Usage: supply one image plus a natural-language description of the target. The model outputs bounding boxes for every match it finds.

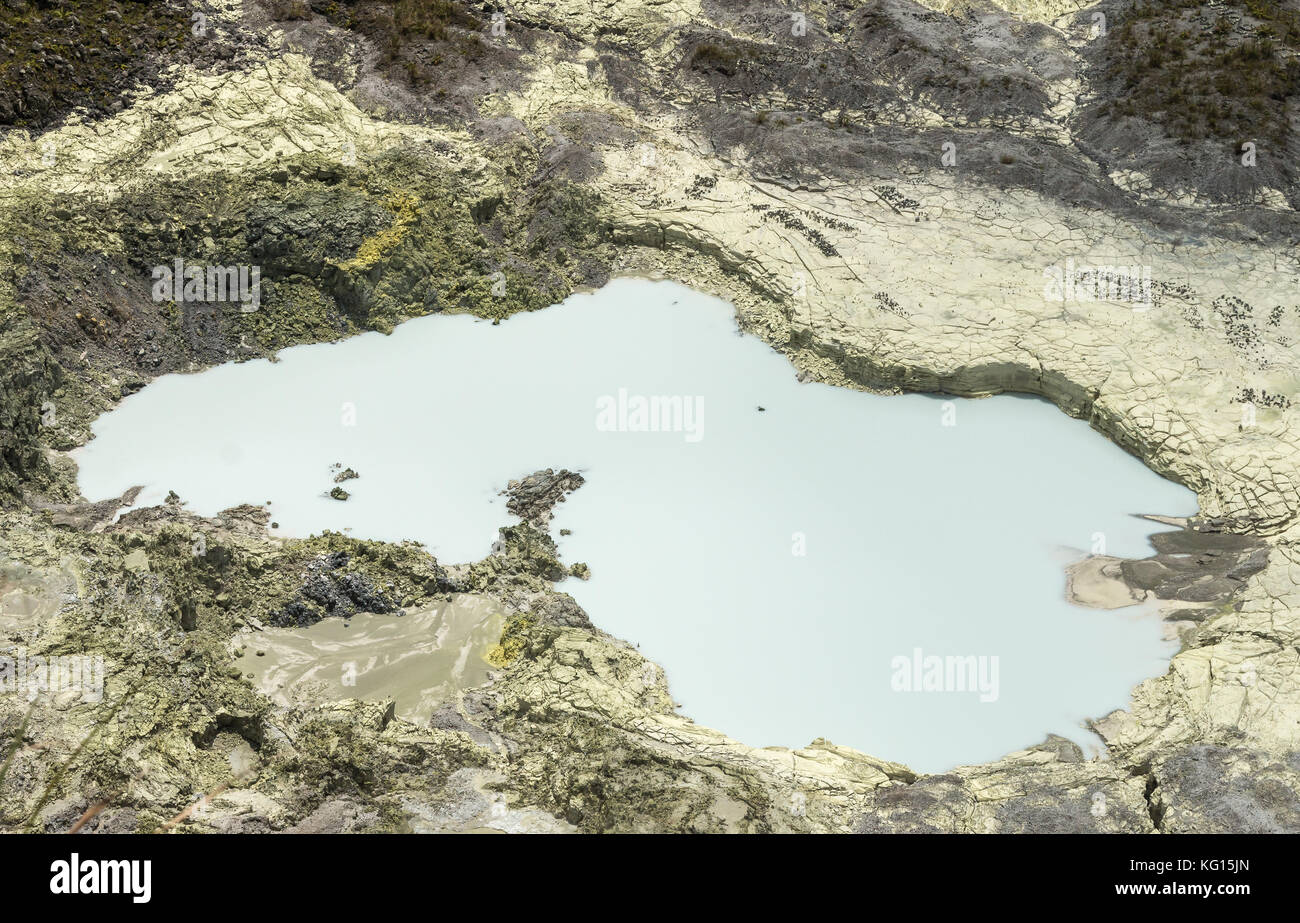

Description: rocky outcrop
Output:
[0,322,62,504]
[501,468,585,528]
[268,551,403,627]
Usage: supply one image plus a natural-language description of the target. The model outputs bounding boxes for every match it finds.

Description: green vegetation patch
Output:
[1099,0,1300,148]
[0,0,191,129]
[295,0,488,87]
[690,41,750,77]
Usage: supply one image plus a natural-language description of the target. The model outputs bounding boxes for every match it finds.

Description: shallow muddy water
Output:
[234,595,504,722]
[77,278,1197,771]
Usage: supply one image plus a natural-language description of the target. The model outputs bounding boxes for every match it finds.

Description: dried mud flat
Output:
[0,0,1298,833]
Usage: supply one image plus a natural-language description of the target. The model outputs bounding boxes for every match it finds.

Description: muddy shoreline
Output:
[1067,522,1270,640]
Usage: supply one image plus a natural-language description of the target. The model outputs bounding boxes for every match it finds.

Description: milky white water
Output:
[75,278,1197,772]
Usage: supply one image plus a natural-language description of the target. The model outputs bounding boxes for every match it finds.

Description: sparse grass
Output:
[1099,0,1300,148]
[0,703,35,799]
[690,41,746,77]
[0,0,190,128]
[268,0,313,21]
[317,0,486,86]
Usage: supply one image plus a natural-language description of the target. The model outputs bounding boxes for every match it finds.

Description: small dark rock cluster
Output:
[328,463,359,499]
[501,468,585,528]
[1213,295,1262,362]
[749,204,839,258]
[268,551,402,627]
[871,185,921,215]
[685,174,717,198]
[1236,387,1291,410]
[872,291,908,318]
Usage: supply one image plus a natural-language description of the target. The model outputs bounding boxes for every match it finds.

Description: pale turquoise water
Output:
[75,278,1197,771]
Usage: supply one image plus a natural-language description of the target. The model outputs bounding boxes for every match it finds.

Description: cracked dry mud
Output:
[0,0,1298,833]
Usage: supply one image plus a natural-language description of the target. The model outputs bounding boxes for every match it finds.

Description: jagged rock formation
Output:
[0,0,1298,832]
[501,468,585,527]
